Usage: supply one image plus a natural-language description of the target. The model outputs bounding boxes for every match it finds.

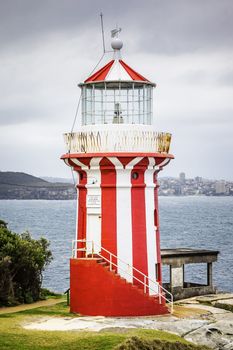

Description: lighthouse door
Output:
[86,214,101,255]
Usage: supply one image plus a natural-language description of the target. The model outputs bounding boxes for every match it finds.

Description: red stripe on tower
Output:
[131,157,149,288]
[100,157,117,264]
[154,170,162,283]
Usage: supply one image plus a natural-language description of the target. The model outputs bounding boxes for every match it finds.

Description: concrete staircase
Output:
[70,257,168,316]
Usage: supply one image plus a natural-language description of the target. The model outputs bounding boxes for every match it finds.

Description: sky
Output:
[0,0,232,180]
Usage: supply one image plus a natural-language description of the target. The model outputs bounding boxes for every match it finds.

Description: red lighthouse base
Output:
[70,258,168,316]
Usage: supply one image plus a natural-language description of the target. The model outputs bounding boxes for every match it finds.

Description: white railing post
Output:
[158,284,161,304]
[91,241,94,258]
[144,276,146,293]
[110,254,112,271]
[72,240,74,258]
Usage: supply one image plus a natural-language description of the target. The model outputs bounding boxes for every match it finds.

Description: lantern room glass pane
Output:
[81,82,153,125]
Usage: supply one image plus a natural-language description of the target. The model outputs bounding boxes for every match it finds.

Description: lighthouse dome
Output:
[78,30,155,126]
[79,57,155,126]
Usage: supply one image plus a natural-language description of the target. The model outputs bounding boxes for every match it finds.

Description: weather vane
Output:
[111,27,122,38]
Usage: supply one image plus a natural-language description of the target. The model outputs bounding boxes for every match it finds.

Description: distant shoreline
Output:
[1,195,232,200]
[1,171,232,199]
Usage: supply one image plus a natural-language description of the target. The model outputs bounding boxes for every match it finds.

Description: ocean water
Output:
[0,197,232,293]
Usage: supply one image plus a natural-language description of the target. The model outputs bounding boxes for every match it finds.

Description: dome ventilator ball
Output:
[111,37,123,50]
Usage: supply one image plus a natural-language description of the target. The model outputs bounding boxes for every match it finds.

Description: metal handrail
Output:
[72,239,173,313]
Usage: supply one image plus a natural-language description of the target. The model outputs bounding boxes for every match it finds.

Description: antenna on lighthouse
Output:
[100,12,106,54]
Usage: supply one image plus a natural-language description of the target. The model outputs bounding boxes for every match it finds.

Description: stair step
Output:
[94,258,165,304]
[119,279,127,284]
[98,261,108,266]
[87,253,101,258]
[131,286,144,294]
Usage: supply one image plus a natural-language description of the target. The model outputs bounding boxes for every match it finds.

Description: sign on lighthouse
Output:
[61,28,174,316]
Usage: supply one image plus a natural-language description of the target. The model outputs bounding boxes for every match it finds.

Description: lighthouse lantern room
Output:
[61,30,174,316]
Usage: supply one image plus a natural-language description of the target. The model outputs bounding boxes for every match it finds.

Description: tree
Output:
[0,220,52,306]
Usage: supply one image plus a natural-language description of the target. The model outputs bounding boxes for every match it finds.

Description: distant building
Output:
[215,180,226,194]
[195,176,202,184]
[179,172,186,184]
[158,175,232,196]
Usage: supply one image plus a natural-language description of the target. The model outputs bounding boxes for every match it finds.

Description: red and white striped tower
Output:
[61,31,174,316]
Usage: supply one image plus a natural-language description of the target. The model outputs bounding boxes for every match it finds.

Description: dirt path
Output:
[0,298,65,315]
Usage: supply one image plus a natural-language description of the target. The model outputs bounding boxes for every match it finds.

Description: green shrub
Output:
[0,220,52,306]
[39,288,61,300]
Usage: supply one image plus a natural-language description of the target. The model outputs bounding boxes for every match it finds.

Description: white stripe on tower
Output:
[107,157,131,281]
[86,157,102,253]
[117,167,133,282]
[108,157,143,282]
[74,173,80,258]
[125,157,143,169]
[70,158,89,170]
[88,157,102,184]
[144,157,158,295]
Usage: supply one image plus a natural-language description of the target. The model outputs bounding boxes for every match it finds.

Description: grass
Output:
[0,302,210,350]
[16,301,73,317]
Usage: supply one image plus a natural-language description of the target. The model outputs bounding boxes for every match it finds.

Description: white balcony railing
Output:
[64,128,172,154]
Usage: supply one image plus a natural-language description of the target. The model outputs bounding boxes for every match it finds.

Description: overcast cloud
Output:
[0,0,233,180]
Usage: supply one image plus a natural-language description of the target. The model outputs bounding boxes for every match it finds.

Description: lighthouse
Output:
[61,30,174,316]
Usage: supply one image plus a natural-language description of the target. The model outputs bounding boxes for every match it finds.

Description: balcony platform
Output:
[63,124,172,155]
